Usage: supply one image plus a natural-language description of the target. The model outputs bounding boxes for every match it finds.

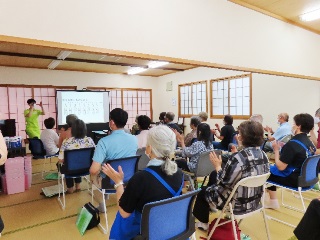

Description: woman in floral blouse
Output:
[175,123,214,173]
[58,119,95,194]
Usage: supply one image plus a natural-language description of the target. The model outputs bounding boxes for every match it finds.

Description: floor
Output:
[0,156,318,240]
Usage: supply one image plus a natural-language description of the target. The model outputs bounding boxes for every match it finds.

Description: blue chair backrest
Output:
[28,138,46,158]
[299,154,320,188]
[101,155,141,189]
[63,147,95,175]
[139,190,200,240]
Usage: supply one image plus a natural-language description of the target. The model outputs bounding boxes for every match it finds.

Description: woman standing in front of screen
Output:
[24,99,45,139]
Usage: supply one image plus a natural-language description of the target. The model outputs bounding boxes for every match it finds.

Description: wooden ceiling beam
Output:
[0,51,184,71]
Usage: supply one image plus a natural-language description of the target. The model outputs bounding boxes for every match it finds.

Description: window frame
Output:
[0,84,77,137]
[210,74,252,120]
[178,80,208,118]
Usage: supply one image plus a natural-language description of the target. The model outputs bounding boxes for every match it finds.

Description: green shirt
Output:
[24,109,43,138]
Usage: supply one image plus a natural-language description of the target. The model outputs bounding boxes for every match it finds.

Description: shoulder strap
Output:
[144,168,183,197]
[290,139,314,157]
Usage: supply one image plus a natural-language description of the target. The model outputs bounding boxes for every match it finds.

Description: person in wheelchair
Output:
[192,121,269,231]
[265,113,316,209]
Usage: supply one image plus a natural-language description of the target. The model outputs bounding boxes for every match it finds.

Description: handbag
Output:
[203,218,241,240]
[83,202,100,230]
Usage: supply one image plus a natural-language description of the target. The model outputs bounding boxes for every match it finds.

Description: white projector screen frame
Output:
[56,90,110,125]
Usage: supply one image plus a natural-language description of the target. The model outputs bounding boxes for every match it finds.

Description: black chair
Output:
[134,190,200,240]
[57,147,95,210]
[28,138,58,179]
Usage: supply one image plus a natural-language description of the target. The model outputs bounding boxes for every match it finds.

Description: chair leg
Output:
[207,205,227,239]
[261,208,271,240]
[228,203,239,240]
[98,190,108,234]
[57,174,66,210]
[42,157,47,179]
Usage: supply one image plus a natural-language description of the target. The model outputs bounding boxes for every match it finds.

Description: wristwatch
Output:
[114,181,124,189]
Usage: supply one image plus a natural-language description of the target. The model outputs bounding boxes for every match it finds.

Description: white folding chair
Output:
[208,173,271,240]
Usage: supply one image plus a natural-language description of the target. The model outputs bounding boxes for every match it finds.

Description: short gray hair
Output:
[315,108,320,116]
[250,114,263,124]
[165,112,175,122]
[147,125,177,175]
[198,112,208,121]
[66,114,78,127]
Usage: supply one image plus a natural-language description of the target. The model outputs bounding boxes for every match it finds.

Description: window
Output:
[178,81,207,117]
[87,87,152,130]
[210,74,252,118]
[0,84,76,138]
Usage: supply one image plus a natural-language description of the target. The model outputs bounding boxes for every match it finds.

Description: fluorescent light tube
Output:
[127,67,147,75]
[300,9,320,22]
[148,61,169,69]
[57,51,72,60]
[48,60,61,70]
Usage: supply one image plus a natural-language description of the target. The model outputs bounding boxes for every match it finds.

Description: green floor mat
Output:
[44,172,59,180]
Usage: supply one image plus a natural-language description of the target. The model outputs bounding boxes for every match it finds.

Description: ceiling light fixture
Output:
[148,61,169,69]
[300,9,320,22]
[56,51,72,60]
[127,67,147,75]
[47,60,62,70]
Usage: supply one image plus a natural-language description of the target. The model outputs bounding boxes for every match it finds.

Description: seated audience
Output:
[265,113,316,209]
[89,108,138,212]
[250,114,264,124]
[165,112,182,133]
[198,111,215,141]
[211,115,236,150]
[58,114,78,148]
[198,112,209,123]
[102,125,183,239]
[157,112,166,125]
[294,198,320,240]
[193,121,269,230]
[131,115,140,135]
[58,119,95,194]
[264,112,291,151]
[40,117,59,155]
[136,115,151,148]
[184,116,201,147]
[175,123,213,172]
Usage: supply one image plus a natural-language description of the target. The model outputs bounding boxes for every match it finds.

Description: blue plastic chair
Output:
[28,138,58,179]
[91,155,141,234]
[266,154,320,227]
[57,147,95,210]
[133,190,200,240]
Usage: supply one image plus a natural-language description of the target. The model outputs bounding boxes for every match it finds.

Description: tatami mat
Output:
[0,155,318,239]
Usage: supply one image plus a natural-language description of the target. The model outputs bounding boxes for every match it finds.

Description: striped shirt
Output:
[205,147,270,214]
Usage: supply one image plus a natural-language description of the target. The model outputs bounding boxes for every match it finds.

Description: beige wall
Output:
[154,67,320,133]
[1,0,320,77]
